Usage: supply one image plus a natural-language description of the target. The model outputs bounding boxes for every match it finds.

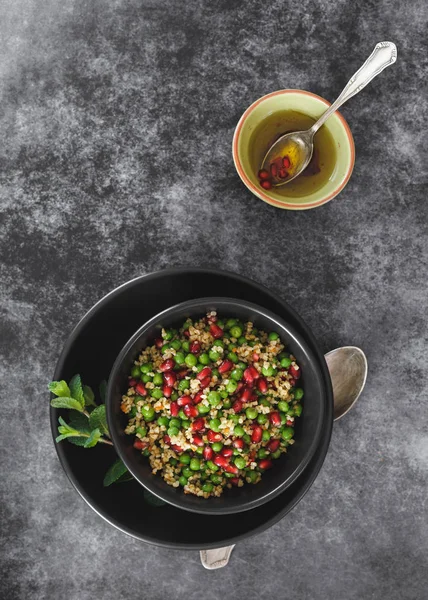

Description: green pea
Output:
[142,405,155,421]
[215,339,225,348]
[169,418,181,429]
[199,353,210,365]
[170,391,179,401]
[140,363,153,374]
[227,352,239,363]
[225,472,236,478]
[237,362,247,370]
[268,332,280,341]
[162,329,173,341]
[223,398,232,408]
[151,388,163,399]
[294,388,304,400]
[211,442,223,453]
[206,460,218,472]
[216,320,225,328]
[161,343,170,353]
[278,401,290,413]
[207,391,221,407]
[196,447,204,455]
[180,453,191,464]
[262,365,276,377]
[231,368,243,381]
[169,457,178,465]
[245,407,258,420]
[280,412,287,425]
[220,390,229,399]
[141,374,152,383]
[258,448,268,459]
[271,449,281,459]
[234,425,245,437]
[209,418,221,432]
[211,474,222,484]
[178,379,190,391]
[234,456,246,470]
[182,467,192,478]
[238,336,247,345]
[243,434,251,444]
[131,366,141,378]
[142,448,150,457]
[197,403,210,415]
[226,380,238,394]
[262,430,270,442]
[168,426,179,437]
[212,368,219,377]
[152,373,163,386]
[170,339,182,350]
[230,326,243,338]
[136,426,147,437]
[177,409,187,420]
[134,395,145,403]
[130,406,138,417]
[179,475,187,486]
[209,349,221,361]
[259,397,271,407]
[185,353,197,367]
[196,364,205,373]
[257,414,268,425]
[202,483,214,493]
[174,352,185,365]
[181,340,190,352]
[247,470,259,483]
[181,420,191,429]
[281,427,294,441]
[225,319,237,330]
[294,404,302,417]
[190,458,200,471]
[280,357,292,368]
[229,414,240,424]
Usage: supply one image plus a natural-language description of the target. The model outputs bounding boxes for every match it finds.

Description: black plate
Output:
[108,298,327,514]
[50,268,333,549]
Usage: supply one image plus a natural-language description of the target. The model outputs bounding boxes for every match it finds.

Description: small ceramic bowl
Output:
[232,89,355,210]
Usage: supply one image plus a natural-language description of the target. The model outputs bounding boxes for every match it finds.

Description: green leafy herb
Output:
[69,374,85,407]
[83,385,97,407]
[103,458,129,487]
[50,397,85,412]
[84,428,102,448]
[88,405,109,437]
[144,490,166,507]
[49,380,71,398]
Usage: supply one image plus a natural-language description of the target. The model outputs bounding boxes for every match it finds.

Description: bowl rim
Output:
[106,296,326,515]
[232,88,355,210]
[50,267,334,549]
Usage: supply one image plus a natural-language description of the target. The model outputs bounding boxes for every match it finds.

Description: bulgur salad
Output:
[121,312,304,498]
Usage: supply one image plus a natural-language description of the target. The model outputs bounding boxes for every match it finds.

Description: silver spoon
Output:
[260,41,397,186]
[200,345,368,569]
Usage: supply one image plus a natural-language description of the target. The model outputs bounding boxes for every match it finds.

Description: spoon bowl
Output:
[325,346,368,421]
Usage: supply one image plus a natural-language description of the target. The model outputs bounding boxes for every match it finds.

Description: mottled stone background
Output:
[1,0,427,598]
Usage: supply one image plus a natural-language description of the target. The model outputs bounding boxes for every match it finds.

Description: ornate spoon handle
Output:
[200,546,235,569]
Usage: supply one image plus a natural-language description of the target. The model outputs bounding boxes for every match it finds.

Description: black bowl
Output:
[50,268,333,548]
[107,298,326,515]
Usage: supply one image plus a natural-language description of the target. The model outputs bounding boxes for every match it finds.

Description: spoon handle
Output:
[310,41,397,135]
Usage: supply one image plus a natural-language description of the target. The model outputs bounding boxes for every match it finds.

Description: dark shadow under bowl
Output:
[107,297,326,515]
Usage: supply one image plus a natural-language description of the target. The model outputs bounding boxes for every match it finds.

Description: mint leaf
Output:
[48,380,71,397]
[84,428,101,448]
[68,412,91,433]
[99,380,107,403]
[83,385,96,407]
[144,490,166,507]
[50,397,84,412]
[89,405,109,437]
[69,375,85,407]
[116,472,134,484]
[67,436,89,447]
[103,458,129,487]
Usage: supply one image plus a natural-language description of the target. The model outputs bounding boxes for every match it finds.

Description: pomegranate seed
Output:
[286,419,294,427]
[163,435,171,445]
[250,393,258,402]
[221,447,233,458]
[252,352,260,362]
[207,314,217,323]
[270,411,281,427]
[233,438,244,450]
[203,446,214,460]
[184,404,198,418]
[177,395,192,407]
[258,169,270,180]
[190,340,201,354]
[230,477,240,486]
[218,359,233,374]
[225,463,239,475]
[133,439,148,450]
[155,338,163,348]
[267,439,280,452]
[259,459,273,470]
[197,367,212,381]
[249,366,259,379]
[232,399,243,413]
[207,430,223,443]
[289,378,296,386]
[240,387,252,403]
[270,163,278,178]
[257,378,268,393]
[210,324,224,339]
[214,455,229,469]
[249,450,256,461]
[261,180,272,190]
[278,168,288,179]
[135,382,147,396]
[183,330,190,338]
[171,444,183,453]
[199,376,211,389]
[160,359,175,372]
[176,369,188,380]
[163,385,173,398]
[289,365,301,379]
[128,378,137,387]
[236,381,244,392]
[192,435,204,447]
[251,426,263,443]
[193,391,204,404]
[164,371,177,386]
[283,156,291,168]
[192,417,205,432]
[170,402,179,417]
[243,368,254,384]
